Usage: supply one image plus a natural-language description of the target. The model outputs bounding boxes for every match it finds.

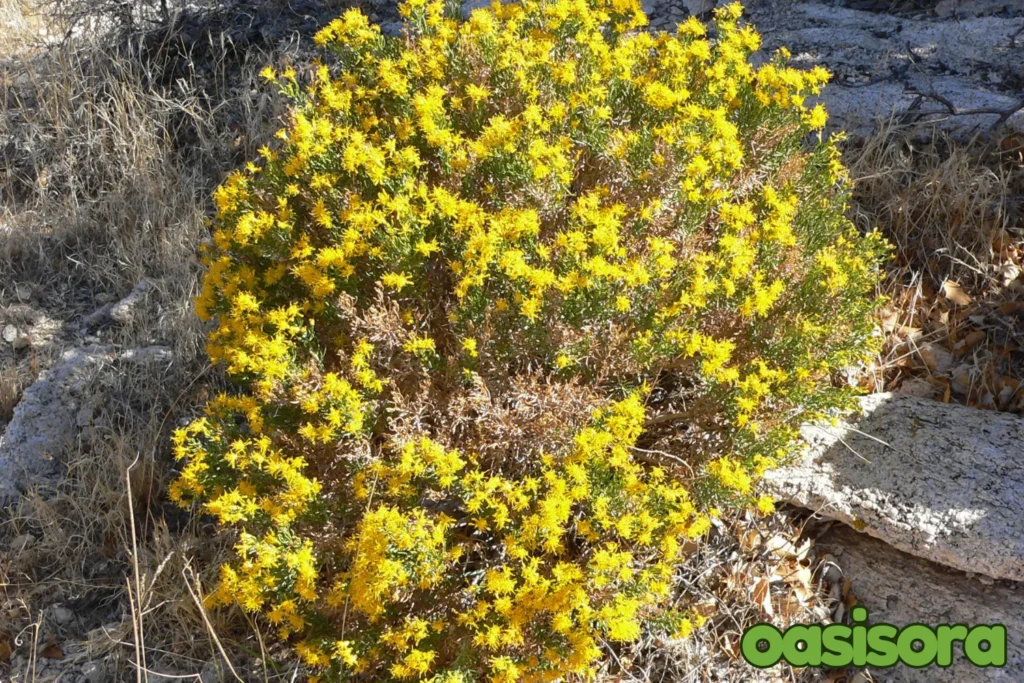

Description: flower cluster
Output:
[171,0,885,680]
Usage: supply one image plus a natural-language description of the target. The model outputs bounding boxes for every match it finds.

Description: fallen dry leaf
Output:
[0,634,11,664]
[942,280,973,306]
[764,534,811,561]
[678,539,699,558]
[784,564,814,591]
[951,368,975,396]
[917,345,937,371]
[998,301,1024,316]
[40,635,63,660]
[723,634,743,660]
[927,376,951,403]
[841,577,858,609]
[739,528,762,553]
[960,329,987,351]
[877,306,900,332]
[692,599,717,619]
[993,228,1014,253]
[751,576,774,617]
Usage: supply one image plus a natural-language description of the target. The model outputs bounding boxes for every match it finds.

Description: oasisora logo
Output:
[741,607,1006,669]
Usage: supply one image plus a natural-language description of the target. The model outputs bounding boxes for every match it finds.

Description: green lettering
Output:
[964,626,1006,667]
[935,624,968,667]
[820,624,853,668]
[782,625,821,667]
[865,623,899,668]
[897,625,938,667]
[852,622,868,666]
[741,624,784,668]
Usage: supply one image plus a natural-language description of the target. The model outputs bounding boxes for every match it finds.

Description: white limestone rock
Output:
[763,393,1024,582]
[821,526,1023,682]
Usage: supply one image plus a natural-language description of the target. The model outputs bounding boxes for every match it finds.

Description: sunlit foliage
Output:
[171,0,886,679]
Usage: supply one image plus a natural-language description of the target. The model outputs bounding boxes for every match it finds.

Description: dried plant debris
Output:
[602,508,833,683]
[847,128,1024,412]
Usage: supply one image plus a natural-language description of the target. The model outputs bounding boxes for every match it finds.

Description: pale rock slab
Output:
[763,393,1024,581]
[0,344,174,505]
[737,0,1024,138]
[821,526,1023,682]
[109,279,154,324]
[0,346,113,504]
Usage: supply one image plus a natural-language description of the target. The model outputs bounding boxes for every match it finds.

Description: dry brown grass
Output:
[846,124,1024,411]
[0,1,303,679]
[11,1,1016,680]
[0,0,51,57]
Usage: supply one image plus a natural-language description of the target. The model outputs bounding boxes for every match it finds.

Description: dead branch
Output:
[901,90,1024,131]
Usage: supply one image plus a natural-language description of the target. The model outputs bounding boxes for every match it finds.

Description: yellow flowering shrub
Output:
[171,0,886,680]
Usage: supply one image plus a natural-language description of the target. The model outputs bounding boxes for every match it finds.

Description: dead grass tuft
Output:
[604,507,833,683]
[846,124,1024,412]
[0,1,299,678]
[7,3,995,682]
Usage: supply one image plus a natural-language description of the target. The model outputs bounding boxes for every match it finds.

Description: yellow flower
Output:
[755,494,775,516]
[804,103,828,129]
[707,457,752,494]
[381,272,414,291]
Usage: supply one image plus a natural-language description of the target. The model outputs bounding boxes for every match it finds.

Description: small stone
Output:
[81,303,114,331]
[818,553,843,584]
[52,604,74,625]
[75,396,103,428]
[109,279,154,325]
[2,324,17,343]
[15,282,32,301]
[934,0,957,17]
[200,659,226,683]
[81,660,108,683]
[10,533,36,552]
[917,342,953,374]
[118,346,173,365]
[461,0,491,15]
[897,377,938,399]
[681,0,715,14]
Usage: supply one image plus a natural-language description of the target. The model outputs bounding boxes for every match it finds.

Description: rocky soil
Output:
[152,0,1024,138]
[706,0,1024,137]
[765,394,1024,680]
[3,0,1024,681]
